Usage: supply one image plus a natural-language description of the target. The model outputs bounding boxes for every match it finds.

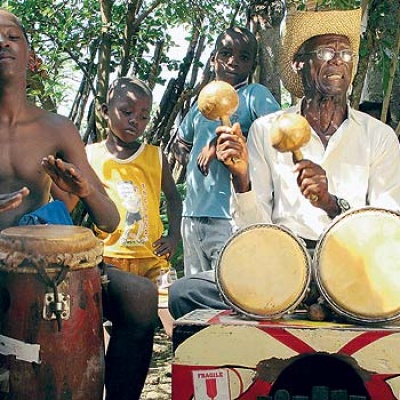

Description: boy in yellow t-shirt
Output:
[87,77,182,335]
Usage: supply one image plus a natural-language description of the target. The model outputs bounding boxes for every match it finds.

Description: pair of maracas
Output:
[198,80,317,201]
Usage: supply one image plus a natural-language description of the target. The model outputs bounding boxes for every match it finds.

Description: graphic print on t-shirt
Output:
[117,181,148,246]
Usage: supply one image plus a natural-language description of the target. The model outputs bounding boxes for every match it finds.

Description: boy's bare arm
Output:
[197,137,217,176]
[172,137,192,167]
[154,154,182,258]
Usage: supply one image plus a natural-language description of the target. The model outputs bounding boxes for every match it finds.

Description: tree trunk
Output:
[147,21,204,146]
[95,0,113,141]
[148,39,165,90]
[359,0,399,127]
[381,7,400,125]
[250,0,284,105]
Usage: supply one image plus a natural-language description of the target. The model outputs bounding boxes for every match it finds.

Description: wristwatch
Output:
[336,197,351,215]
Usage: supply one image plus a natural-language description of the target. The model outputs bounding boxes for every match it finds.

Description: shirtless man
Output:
[0,9,158,400]
[0,9,117,230]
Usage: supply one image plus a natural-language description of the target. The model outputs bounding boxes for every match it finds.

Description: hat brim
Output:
[279,8,362,98]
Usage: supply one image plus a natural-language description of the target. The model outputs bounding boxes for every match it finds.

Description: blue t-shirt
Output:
[179,83,280,218]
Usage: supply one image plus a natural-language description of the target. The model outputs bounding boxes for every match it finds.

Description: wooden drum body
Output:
[216,224,311,320]
[0,225,104,400]
[314,207,400,324]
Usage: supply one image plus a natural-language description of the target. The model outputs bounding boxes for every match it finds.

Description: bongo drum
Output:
[314,207,400,324]
[216,224,311,320]
[0,225,104,400]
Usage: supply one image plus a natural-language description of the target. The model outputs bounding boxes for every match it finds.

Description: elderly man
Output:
[169,8,400,319]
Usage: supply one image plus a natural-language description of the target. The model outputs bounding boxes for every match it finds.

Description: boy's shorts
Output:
[103,256,173,307]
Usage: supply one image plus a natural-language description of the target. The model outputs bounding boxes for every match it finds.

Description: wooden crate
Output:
[172,310,400,400]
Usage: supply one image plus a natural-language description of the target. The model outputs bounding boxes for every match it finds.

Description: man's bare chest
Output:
[0,135,54,183]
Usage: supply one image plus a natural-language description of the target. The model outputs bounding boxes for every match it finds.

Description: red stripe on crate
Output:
[207,310,232,324]
[263,327,316,353]
[338,331,395,355]
[365,373,399,400]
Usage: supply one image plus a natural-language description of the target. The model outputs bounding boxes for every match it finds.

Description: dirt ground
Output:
[141,327,173,399]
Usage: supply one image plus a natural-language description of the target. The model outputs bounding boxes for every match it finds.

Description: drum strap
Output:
[34,257,69,332]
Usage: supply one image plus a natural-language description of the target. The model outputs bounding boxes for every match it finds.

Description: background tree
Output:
[7,0,399,140]
[350,0,400,133]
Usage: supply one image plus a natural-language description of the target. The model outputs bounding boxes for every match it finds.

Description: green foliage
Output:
[3,0,393,113]
[367,1,400,98]
[3,0,398,127]
[4,0,243,113]
[6,0,101,109]
[313,0,361,9]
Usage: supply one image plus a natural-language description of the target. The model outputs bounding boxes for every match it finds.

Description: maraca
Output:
[198,80,239,127]
[270,113,311,162]
[270,113,318,201]
[198,80,240,163]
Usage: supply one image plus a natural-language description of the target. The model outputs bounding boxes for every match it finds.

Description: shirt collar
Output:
[233,79,248,90]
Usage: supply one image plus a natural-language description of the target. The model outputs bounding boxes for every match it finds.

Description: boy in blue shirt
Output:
[173,26,280,277]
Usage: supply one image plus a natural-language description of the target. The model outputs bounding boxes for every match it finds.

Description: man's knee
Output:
[127,275,158,330]
[168,277,189,319]
[168,273,214,319]
[169,272,229,319]
[104,266,158,330]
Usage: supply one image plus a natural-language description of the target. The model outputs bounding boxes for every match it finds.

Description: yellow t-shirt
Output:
[86,142,165,262]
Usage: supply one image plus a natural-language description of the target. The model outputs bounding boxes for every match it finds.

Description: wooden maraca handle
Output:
[292,149,303,163]
[220,114,239,163]
[220,115,232,128]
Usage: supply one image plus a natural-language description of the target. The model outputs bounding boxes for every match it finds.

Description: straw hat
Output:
[279,8,362,98]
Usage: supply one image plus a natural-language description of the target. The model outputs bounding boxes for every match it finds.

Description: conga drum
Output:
[216,224,311,320]
[313,207,400,324]
[0,225,105,400]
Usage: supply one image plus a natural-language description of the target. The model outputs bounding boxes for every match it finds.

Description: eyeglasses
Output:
[304,47,355,63]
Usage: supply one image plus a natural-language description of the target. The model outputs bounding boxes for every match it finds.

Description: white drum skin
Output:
[216,223,311,320]
[314,207,400,324]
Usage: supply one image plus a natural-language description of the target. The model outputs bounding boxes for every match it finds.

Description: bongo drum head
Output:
[216,224,311,319]
[0,225,103,271]
[314,208,400,324]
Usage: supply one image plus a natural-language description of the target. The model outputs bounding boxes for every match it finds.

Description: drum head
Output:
[216,224,311,320]
[0,225,103,272]
[314,207,400,324]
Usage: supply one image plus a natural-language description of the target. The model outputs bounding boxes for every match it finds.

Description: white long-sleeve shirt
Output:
[232,102,400,241]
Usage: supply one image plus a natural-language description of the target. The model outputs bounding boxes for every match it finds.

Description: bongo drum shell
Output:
[0,225,105,400]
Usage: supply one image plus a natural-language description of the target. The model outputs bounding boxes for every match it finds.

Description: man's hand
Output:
[0,187,30,213]
[294,159,338,215]
[41,155,91,199]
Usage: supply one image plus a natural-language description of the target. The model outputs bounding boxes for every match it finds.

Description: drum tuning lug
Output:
[43,292,71,322]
